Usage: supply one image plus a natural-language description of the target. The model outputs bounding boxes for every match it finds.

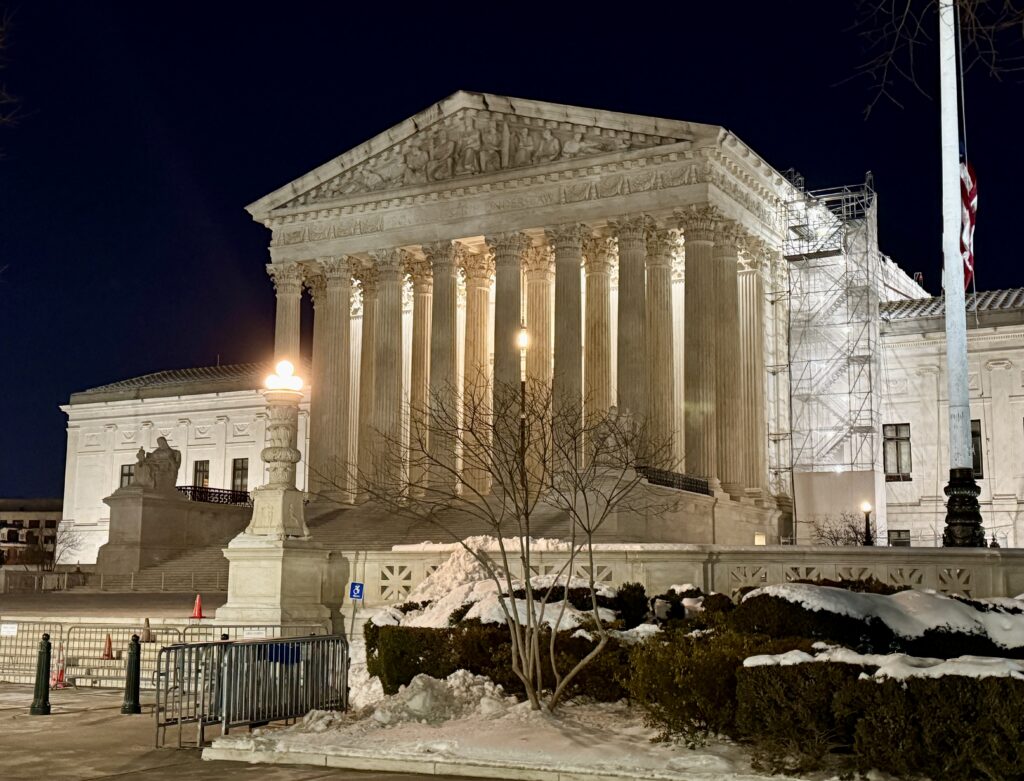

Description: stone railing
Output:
[340,545,1024,606]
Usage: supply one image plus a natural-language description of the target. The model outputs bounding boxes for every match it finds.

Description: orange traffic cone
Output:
[191,593,206,620]
[50,642,67,689]
[140,617,154,643]
[101,633,113,660]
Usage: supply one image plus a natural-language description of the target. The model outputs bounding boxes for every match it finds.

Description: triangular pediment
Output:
[248,91,719,218]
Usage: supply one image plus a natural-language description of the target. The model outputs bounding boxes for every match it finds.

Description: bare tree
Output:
[18,523,85,571]
[811,511,878,546]
[318,376,677,712]
[849,0,1024,116]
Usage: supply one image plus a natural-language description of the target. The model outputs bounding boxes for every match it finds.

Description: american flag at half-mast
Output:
[960,159,977,290]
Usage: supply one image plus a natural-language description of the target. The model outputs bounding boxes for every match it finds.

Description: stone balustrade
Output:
[341,545,1024,605]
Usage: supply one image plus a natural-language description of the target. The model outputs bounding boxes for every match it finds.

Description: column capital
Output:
[609,215,647,244]
[645,227,679,268]
[369,247,404,278]
[713,219,743,255]
[485,232,531,260]
[523,244,555,277]
[316,255,355,285]
[266,262,304,295]
[461,249,496,281]
[583,236,616,275]
[421,240,458,272]
[303,266,326,308]
[675,205,721,242]
[545,222,589,252]
[353,264,378,292]
[404,253,434,288]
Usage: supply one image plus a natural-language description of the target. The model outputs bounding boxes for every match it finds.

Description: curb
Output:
[202,744,701,781]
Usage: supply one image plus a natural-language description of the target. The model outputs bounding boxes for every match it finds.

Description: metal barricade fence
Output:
[65,624,184,688]
[0,620,64,684]
[155,634,347,748]
[181,624,325,644]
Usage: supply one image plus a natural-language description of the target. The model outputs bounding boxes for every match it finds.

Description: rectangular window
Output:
[888,529,912,547]
[883,423,912,481]
[972,419,984,479]
[193,460,210,488]
[119,463,135,488]
[231,458,249,493]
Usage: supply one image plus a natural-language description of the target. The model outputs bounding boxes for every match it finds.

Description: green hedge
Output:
[626,630,815,743]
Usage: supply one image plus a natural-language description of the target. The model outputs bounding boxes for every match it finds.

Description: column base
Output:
[942,467,986,547]
[215,533,331,628]
[722,482,745,501]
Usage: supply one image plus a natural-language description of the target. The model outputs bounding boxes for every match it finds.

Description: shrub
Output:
[736,662,870,773]
[837,676,1024,781]
[791,576,907,596]
[627,630,814,743]
[616,582,649,629]
[371,625,458,694]
[729,593,895,652]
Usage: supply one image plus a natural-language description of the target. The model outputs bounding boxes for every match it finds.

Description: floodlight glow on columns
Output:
[265,359,303,391]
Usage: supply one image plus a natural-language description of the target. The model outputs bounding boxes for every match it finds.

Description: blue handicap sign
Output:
[349,581,364,600]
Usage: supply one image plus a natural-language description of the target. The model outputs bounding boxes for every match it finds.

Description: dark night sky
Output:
[1,2,1022,498]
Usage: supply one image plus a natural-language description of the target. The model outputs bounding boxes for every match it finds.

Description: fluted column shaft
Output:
[550,224,586,421]
[614,217,647,419]
[739,251,769,500]
[714,223,744,496]
[523,246,554,389]
[407,256,433,489]
[356,269,378,488]
[462,251,495,494]
[488,233,529,394]
[645,228,677,466]
[425,241,458,493]
[680,207,719,487]
[268,262,303,362]
[370,249,405,480]
[305,268,329,493]
[583,237,614,427]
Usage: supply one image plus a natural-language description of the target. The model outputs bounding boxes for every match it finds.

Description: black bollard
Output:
[120,634,142,715]
[29,633,52,716]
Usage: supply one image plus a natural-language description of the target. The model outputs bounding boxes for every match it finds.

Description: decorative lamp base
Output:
[942,467,986,547]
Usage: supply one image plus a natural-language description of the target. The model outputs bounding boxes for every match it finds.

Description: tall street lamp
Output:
[518,324,529,495]
[861,501,874,547]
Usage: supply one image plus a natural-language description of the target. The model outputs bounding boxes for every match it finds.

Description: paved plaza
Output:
[0,684,466,781]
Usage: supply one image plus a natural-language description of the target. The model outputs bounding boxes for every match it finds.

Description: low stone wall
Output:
[96,486,251,573]
[341,544,1024,606]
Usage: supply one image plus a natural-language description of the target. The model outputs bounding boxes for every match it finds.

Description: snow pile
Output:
[345,636,383,709]
[371,670,514,725]
[394,535,573,553]
[744,645,1024,681]
[745,583,1024,649]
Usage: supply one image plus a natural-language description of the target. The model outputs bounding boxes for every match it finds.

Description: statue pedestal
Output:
[215,533,331,627]
[245,486,308,538]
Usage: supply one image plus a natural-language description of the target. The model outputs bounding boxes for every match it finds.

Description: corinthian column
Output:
[355,267,378,491]
[714,221,745,497]
[370,248,405,482]
[304,267,329,493]
[461,249,494,494]
[613,217,647,420]
[583,236,614,428]
[739,242,770,501]
[679,206,719,488]
[523,244,555,390]
[267,262,303,362]
[645,227,677,467]
[424,240,459,493]
[549,224,587,423]
[405,254,433,490]
[487,233,529,395]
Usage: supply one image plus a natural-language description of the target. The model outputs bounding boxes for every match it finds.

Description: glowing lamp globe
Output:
[265,359,303,391]
[517,326,529,351]
[861,501,872,514]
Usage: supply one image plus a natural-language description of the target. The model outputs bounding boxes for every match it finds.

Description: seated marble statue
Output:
[130,437,182,492]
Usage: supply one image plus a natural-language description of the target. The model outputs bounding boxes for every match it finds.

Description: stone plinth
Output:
[215,535,331,626]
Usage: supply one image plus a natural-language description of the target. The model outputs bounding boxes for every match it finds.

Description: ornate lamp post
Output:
[518,324,529,491]
[246,360,309,538]
[861,502,874,547]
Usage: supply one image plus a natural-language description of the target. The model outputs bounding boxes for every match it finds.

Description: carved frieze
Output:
[285,109,679,207]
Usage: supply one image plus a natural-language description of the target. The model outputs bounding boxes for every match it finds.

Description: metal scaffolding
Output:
[782,176,882,475]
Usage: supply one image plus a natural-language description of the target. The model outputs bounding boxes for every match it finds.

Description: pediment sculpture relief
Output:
[286,110,681,207]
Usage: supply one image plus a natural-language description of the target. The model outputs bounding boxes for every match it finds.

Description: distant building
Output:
[0,498,63,567]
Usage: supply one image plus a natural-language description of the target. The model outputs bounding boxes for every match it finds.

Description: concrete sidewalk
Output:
[0,685,464,780]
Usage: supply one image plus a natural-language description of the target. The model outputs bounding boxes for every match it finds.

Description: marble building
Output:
[59,91,1022,561]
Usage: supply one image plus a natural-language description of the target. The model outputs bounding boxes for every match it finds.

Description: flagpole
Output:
[940,0,984,546]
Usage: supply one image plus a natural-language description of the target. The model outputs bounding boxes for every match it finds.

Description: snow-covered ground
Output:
[208,670,813,781]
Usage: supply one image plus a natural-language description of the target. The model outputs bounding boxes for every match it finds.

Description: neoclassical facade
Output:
[254,91,792,510]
